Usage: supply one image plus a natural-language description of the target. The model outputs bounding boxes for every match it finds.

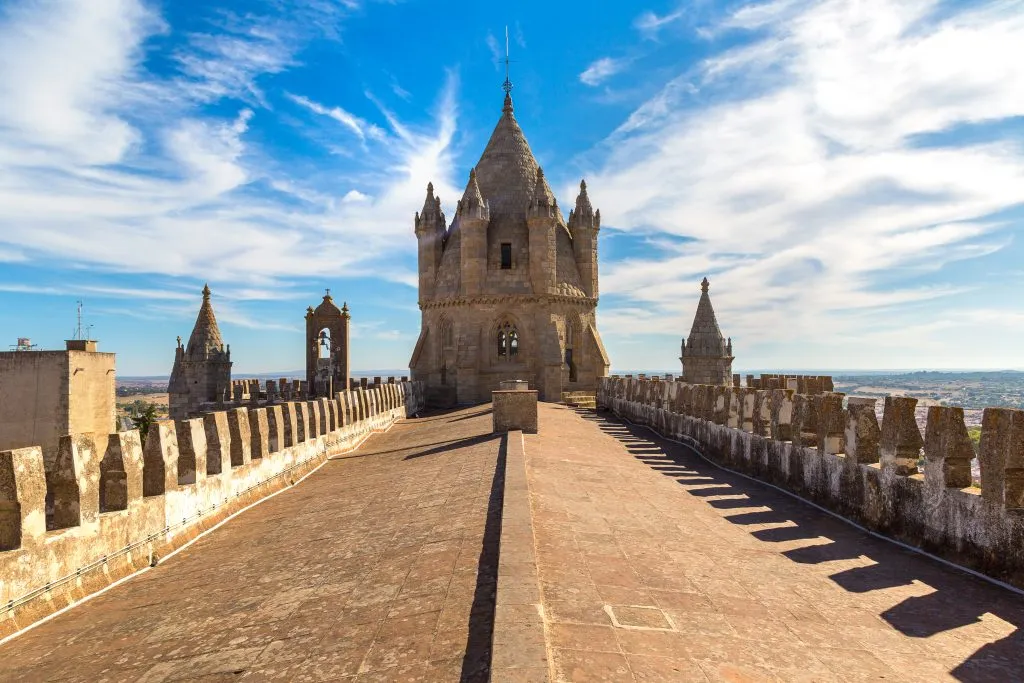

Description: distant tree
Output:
[967,427,982,454]
[131,403,160,446]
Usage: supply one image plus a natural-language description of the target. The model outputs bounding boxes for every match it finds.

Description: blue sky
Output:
[0,0,1022,376]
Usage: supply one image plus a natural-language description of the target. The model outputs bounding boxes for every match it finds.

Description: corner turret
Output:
[168,284,233,419]
[680,277,734,385]
[527,167,558,294]
[568,179,600,299]
[415,182,447,302]
[458,168,489,297]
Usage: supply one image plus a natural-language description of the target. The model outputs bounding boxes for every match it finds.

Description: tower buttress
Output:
[458,168,489,298]
[527,167,558,295]
[415,182,446,303]
[568,179,600,299]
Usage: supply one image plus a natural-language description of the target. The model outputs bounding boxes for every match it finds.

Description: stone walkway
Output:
[0,406,503,682]
[4,402,1023,683]
[526,404,1024,682]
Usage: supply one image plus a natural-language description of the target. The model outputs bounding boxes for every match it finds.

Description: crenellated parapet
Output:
[0,381,426,639]
[597,376,1024,588]
[176,376,411,420]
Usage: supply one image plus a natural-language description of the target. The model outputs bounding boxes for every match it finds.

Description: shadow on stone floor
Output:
[460,432,506,682]
[403,433,502,460]
[582,410,1024,683]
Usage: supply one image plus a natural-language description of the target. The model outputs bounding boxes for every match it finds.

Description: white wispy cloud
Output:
[286,93,386,143]
[634,9,685,38]
[0,0,460,297]
[579,57,628,87]
[587,0,1024,368]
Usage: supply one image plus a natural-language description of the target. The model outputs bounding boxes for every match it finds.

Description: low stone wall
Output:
[493,390,539,434]
[491,431,549,681]
[0,382,425,639]
[597,377,1024,589]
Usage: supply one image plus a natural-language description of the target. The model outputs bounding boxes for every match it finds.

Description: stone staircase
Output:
[560,390,597,409]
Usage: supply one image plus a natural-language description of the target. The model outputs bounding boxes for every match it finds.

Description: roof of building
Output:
[431,93,587,300]
[185,284,225,358]
[685,278,730,357]
[474,94,540,218]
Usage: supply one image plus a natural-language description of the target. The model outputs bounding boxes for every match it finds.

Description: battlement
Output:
[182,376,411,418]
[0,381,425,638]
[598,376,1024,588]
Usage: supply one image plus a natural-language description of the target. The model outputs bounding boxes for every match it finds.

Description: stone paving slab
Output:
[524,404,1024,683]
[0,405,503,683]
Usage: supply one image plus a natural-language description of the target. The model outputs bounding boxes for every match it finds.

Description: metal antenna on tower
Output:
[74,300,84,340]
[502,25,513,95]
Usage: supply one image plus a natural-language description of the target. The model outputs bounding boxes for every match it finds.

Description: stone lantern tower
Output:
[680,278,734,385]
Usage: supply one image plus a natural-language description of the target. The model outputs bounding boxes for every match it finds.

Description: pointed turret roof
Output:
[460,168,485,211]
[186,284,225,358]
[474,94,540,216]
[575,179,593,216]
[686,278,729,357]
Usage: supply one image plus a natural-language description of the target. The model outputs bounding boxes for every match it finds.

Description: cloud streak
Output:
[579,57,628,86]
[587,0,1024,368]
[0,0,461,297]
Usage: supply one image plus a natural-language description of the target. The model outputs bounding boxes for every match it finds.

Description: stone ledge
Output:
[490,431,549,682]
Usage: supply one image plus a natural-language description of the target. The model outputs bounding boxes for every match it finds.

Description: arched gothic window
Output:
[496,321,519,359]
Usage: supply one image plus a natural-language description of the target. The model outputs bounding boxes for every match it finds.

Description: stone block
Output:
[226,408,252,467]
[924,406,974,489]
[769,389,794,441]
[267,405,285,453]
[845,398,880,465]
[203,412,232,475]
[978,408,1024,509]
[248,408,270,460]
[880,396,923,476]
[816,393,845,455]
[493,390,538,434]
[174,418,207,485]
[142,422,179,497]
[0,446,46,550]
[791,395,818,449]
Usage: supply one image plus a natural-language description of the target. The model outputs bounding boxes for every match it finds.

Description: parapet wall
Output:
[597,376,1024,588]
[205,375,411,414]
[0,381,425,639]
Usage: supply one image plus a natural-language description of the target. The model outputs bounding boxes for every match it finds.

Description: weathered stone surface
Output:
[493,390,539,434]
[924,406,974,489]
[226,408,252,467]
[978,407,1024,509]
[880,396,923,475]
[816,392,845,455]
[845,397,881,464]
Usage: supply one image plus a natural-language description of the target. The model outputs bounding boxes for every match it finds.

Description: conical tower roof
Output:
[186,284,225,358]
[474,94,539,217]
[686,278,728,357]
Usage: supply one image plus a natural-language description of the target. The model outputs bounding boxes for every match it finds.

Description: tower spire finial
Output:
[502,26,513,97]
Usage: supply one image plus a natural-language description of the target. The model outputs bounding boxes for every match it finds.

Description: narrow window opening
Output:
[500,243,512,269]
